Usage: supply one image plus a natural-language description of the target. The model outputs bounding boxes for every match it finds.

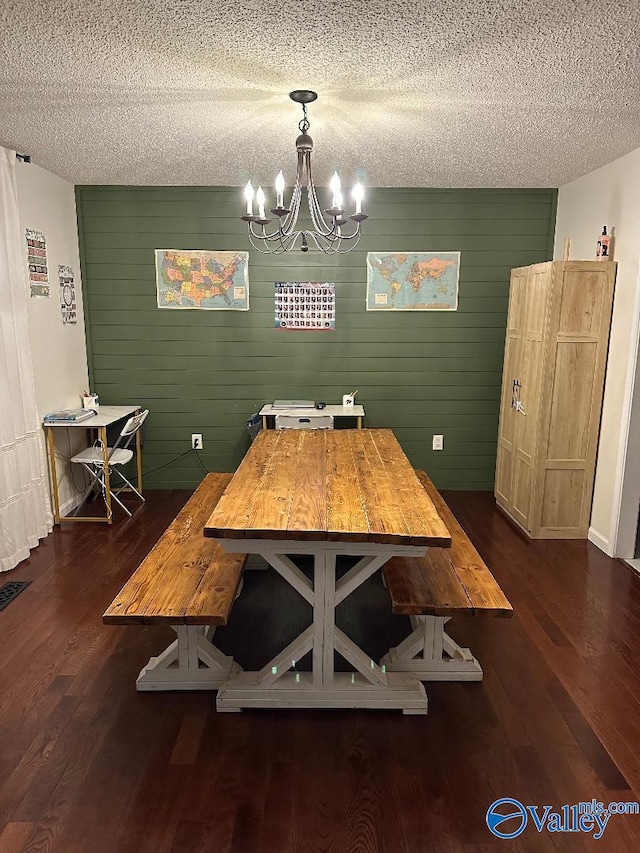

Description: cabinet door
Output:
[535,263,616,536]
[510,264,553,530]
[495,268,528,509]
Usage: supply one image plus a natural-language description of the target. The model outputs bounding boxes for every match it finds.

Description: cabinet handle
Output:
[512,379,522,409]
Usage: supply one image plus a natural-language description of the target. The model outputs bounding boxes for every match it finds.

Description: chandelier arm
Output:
[248,225,306,254]
[276,230,304,254]
[247,222,287,249]
[332,224,363,253]
[247,230,276,254]
[277,151,305,236]
[285,231,303,252]
[248,221,277,242]
[327,219,364,243]
[248,218,299,244]
[314,222,363,253]
[252,216,362,246]
[335,229,362,253]
[308,189,336,238]
[285,174,303,234]
[307,215,363,245]
[247,229,289,254]
[278,227,303,253]
[304,158,327,229]
[247,215,360,253]
[305,230,337,254]
[305,155,337,237]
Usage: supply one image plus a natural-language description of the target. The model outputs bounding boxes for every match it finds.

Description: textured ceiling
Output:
[1,1,639,187]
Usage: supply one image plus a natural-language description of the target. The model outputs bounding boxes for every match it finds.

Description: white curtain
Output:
[0,147,52,572]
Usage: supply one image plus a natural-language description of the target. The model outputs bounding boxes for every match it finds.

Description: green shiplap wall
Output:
[76,186,557,489]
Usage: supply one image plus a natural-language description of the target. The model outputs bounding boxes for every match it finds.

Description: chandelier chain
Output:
[298,103,310,135]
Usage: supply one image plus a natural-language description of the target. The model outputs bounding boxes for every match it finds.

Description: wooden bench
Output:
[103,473,247,691]
[381,470,512,681]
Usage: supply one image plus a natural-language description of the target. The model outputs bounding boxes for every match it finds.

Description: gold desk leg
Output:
[357,416,363,429]
[46,427,61,524]
[262,416,268,430]
[135,407,143,494]
[101,426,113,524]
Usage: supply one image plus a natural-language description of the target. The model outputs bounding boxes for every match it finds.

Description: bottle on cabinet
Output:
[596,225,611,260]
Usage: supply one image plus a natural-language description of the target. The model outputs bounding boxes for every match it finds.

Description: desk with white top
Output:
[44,404,142,525]
[259,403,365,430]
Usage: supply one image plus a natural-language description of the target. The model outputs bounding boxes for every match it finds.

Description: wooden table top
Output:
[204,429,451,546]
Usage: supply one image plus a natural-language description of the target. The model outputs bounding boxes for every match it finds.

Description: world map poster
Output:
[366,251,460,311]
[155,249,249,310]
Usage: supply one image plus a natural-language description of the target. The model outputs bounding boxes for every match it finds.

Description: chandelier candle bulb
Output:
[256,186,266,219]
[352,183,364,215]
[330,172,342,208]
[275,171,285,208]
[244,181,254,216]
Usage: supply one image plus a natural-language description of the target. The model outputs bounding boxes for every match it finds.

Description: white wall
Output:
[554,146,640,556]
[15,162,90,514]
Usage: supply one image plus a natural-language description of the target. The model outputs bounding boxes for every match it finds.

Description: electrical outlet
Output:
[192,434,203,450]
[432,434,444,451]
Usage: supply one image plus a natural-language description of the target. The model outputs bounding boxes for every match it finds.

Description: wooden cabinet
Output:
[495,261,616,538]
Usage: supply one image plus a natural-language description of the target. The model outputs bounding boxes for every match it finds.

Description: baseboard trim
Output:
[59,494,84,517]
[622,558,640,576]
[588,526,613,556]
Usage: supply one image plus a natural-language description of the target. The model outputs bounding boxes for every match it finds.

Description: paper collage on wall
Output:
[366,251,460,310]
[58,265,77,324]
[155,249,249,310]
[26,229,49,297]
[275,282,335,330]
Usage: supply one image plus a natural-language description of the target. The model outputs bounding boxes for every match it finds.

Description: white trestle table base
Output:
[213,539,431,714]
[216,671,427,714]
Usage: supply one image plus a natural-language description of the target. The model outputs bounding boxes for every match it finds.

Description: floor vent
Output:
[0,581,31,611]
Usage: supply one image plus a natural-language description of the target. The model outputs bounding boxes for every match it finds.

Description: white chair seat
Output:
[68,409,148,521]
[71,447,134,466]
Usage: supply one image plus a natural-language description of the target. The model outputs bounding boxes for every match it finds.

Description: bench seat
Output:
[383,470,512,618]
[104,472,245,626]
[381,470,512,681]
[103,472,247,691]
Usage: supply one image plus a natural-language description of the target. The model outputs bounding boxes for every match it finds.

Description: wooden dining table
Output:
[204,428,451,713]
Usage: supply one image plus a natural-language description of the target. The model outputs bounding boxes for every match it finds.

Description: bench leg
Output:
[380,616,483,682]
[136,625,242,691]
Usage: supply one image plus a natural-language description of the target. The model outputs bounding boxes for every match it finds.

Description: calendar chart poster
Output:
[275,282,335,331]
[26,228,50,297]
[59,265,77,324]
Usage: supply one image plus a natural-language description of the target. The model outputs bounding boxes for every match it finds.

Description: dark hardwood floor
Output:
[1,490,640,852]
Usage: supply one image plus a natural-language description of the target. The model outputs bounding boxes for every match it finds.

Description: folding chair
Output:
[71,409,149,518]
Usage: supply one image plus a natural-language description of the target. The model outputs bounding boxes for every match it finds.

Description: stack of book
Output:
[43,408,97,424]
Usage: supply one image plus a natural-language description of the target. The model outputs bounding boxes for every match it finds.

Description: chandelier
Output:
[241,90,368,254]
